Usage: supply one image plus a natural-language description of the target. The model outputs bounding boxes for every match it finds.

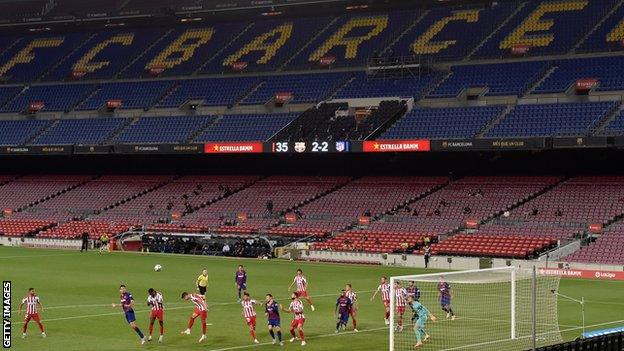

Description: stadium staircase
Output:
[22,119,57,145]
[278,16,340,70]
[570,0,624,53]
[465,1,529,60]
[379,9,431,56]
[115,28,176,79]
[591,101,624,135]
[180,176,265,217]
[475,104,515,138]
[102,117,137,145]
[194,22,255,75]
[39,32,99,82]
[185,116,220,143]
[525,65,558,95]
[14,175,99,213]
[365,101,409,140]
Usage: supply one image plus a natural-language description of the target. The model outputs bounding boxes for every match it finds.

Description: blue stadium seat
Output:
[0,119,51,145]
[486,101,618,137]
[431,61,549,97]
[533,56,624,93]
[194,113,298,142]
[2,84,97,112]
[114,115,215,144]
[334,72,437,99]
[240,73,349,105]
[32,118,125,145]
[473,0,617,58]
[76,81,174,110]
[380,106,504,139]
[157,77,259,108]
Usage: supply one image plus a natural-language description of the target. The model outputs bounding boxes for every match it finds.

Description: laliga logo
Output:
[595,271,616,279]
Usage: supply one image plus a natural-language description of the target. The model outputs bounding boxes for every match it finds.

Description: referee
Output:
[196,269,209,295]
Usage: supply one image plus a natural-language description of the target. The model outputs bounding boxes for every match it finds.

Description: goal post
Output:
[389,266,562,351]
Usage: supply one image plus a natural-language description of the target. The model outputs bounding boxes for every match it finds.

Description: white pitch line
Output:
[0,253,84,259]
[206,327,389,351]
[13,290,376,324]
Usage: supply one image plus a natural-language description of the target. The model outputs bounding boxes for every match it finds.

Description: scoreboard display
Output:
[269,141,351,153]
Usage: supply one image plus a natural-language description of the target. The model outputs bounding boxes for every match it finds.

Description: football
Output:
[154,264,162,272]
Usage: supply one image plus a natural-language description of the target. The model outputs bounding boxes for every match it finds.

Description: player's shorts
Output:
[245,316,257,328]
[238,283,247,290]
[290,318,305,329]
[397,306,406,315]
[198,286,207,295]
[268,319,281,327]
[383,300,390,308]
[339,313,349,323]
[296,290,308,298]
[24,313,40,322]
[416,316,428,327]
[150,309,164,321]
[194,309,208,319]
[441,297,451,307]
[125,310,136,323]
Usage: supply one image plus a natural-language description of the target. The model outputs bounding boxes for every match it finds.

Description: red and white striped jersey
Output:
[378,283,390,301]
[293,275,308,292]
[289,299,305,320]
[395,287,407,307]
[241,299,257,318]
[21,295,39,315]
[147,292,164,311]
[346,290,357,303]
[190,294,207,311]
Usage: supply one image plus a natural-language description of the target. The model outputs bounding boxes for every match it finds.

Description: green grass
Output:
[1,246,623,351]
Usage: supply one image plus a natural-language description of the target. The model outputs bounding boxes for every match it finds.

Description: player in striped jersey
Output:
[288,269,315,311]
[265,293,283,345]
[282,292,306,346]
[394,281,408,332]
[180,292,208,343]
[241,292,262,344]
[146,288,164,343]
[18,288,46,338]
[370,276,391,325]
[345,284,359,332]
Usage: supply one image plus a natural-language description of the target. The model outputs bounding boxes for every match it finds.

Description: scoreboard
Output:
[270,141,351,153]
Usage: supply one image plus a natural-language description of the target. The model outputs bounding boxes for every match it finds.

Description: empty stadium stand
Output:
[380,106,505,140]
[486,102,619,137]
[564,223,624,265]
[431,61,549,97]
[272,101,406,142]
[533,56,624,93]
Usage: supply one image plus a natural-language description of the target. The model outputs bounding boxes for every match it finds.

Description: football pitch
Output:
[2,246,624,351]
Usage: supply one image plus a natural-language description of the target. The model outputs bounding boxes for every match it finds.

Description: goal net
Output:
[389,267,562,351]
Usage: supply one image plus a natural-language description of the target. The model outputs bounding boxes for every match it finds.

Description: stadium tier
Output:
[2,175,623,262]
[430,61,549,97]
[379,106,505,140]
[0,0,620,81]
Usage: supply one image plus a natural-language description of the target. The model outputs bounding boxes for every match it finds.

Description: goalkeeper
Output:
[407,295,437,348]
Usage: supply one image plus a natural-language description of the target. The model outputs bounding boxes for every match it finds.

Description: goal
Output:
[389,266,562,351]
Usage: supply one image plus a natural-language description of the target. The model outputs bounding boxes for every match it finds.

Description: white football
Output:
[154,264,162,272]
